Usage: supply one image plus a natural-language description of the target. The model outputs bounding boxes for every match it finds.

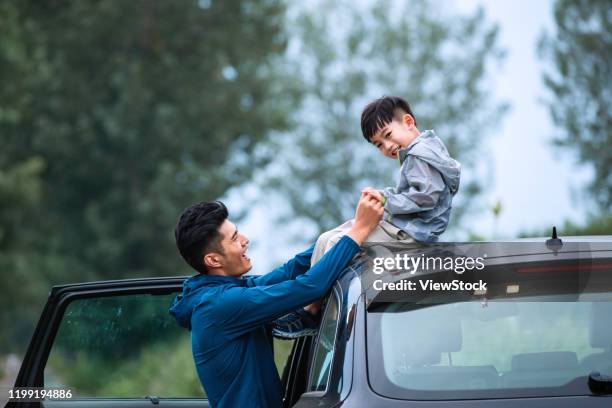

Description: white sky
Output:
[456,0,592,239]
[231,0,595,273]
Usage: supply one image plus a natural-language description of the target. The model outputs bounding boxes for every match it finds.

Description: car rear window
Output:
[366,259,612,400]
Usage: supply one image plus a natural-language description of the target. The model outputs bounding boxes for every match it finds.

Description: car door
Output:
[8,277,208,408]
[8,276,296,408]
[282,287,344,408]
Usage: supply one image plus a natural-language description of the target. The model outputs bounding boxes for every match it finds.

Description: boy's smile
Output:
[369,114,420,159]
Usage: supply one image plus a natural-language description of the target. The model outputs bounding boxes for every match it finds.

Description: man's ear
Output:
[203,253,222,269]
[402,113,416,128]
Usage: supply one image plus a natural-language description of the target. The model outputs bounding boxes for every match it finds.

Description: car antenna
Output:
[545,226,563,253]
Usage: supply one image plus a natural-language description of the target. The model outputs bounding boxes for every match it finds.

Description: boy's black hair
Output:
[175,201,228,274]
[360,96,417,142]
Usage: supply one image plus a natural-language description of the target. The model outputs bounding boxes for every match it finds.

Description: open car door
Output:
[8,277,208,408]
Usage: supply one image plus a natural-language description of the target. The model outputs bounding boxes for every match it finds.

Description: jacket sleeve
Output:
[247,244,315,286]
[383,157,445,215]
[214,236,359,339]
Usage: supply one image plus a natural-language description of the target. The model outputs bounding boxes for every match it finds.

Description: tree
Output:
[0,0,298,353]
[263,0,507,241]
[520,214,612,238]
[539,0,612,213]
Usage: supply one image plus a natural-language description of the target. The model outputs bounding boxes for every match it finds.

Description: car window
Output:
[308,292,340,392]
[367,259,612,400]
[44,293,205,398]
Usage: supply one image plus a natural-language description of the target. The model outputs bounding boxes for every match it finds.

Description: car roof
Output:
[343,236,612,300]
[494,235,612,242]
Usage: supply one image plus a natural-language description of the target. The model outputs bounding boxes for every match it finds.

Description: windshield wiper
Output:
[588,372,612,395]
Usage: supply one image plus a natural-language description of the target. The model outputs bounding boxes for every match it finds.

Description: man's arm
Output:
[207,193,382,339]
[382,158,445,215]
[246,244,315,287]
[215,236,360,339]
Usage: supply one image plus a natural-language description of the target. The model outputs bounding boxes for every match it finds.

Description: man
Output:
[169,192,383,408]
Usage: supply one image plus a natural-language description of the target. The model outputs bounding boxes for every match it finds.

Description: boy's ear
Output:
[203,253,222,269]
[402,113,416,128]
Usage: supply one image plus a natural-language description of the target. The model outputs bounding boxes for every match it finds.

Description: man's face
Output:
[214,219,252,276]
[369,115,419,159]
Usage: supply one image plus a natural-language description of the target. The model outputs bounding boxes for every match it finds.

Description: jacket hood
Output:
[169,274,240,330]
[399,130,461,194]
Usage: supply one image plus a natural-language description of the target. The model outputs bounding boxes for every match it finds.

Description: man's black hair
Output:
[360,96,417,142]
[175,201,228,274]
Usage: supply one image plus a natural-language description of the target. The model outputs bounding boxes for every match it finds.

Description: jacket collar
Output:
[397,129,435,164]
[190,272,248,286]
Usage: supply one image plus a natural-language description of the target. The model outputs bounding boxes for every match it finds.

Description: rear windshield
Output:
[366,259,612,400]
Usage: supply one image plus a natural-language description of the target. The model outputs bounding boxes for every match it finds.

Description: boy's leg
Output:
[274,221,357,339]
[307,221,354,315]
[364,220,414,243]
[306,220,358,315]
[310,220,355,265]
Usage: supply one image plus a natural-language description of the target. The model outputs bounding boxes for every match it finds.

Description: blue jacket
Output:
[382,129,461,242]
[169,235,360,408]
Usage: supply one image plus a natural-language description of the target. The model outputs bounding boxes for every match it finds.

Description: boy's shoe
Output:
[272,309,318,339]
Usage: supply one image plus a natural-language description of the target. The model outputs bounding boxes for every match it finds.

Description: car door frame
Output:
[10,276,206,408]
[283,266,363,408]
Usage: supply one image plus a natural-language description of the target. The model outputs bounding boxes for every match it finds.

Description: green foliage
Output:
[50,293,181,360]
[47,337,204,397]
[264,0,507,240]
[46,334,294,398]
[273,338,294,375]
[45,293,203,397]
[539,0,612,212]
[45,293,294,397]
[0,157,50,355]
[0,0,298,354]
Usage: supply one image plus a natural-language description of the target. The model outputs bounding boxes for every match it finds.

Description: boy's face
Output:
[369,113,420,159]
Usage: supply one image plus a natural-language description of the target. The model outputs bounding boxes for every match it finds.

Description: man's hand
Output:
[347,192,384,245]
[361,187,383,202]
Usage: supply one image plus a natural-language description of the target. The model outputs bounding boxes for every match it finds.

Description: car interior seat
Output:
[580,302,612,375]
[501,351,580,388]
[394,317,499,390]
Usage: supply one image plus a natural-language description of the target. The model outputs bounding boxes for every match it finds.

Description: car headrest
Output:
[410,317,462,353]
[590,302,612,349]
[511,351,578,372]
[432,318,462,352]
[399,314,462,366]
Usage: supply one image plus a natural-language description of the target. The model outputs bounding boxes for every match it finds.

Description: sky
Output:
[456,0,593,239]
[232,0,595,274]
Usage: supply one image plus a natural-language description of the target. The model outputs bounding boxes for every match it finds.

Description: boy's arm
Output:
[382,158,445,215]
[247,244,315,286]
[216,236,360,339]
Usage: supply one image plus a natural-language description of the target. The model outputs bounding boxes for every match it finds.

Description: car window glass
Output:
[370,296,612,399]
[367,255,612,400]
[308,293,339,392]
[44,293,205,398]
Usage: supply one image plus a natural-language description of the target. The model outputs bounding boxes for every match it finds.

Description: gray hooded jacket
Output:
[382,129,461,242]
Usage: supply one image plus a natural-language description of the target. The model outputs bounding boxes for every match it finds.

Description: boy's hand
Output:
[347,192,384,245]
[361,187,383,202]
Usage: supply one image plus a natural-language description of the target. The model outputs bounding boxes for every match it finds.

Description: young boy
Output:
[310,95,461,262]
[273,95,461,338]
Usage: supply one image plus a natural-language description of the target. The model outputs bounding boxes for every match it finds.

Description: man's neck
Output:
[207,269,231,277]
[207,269,246,279]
